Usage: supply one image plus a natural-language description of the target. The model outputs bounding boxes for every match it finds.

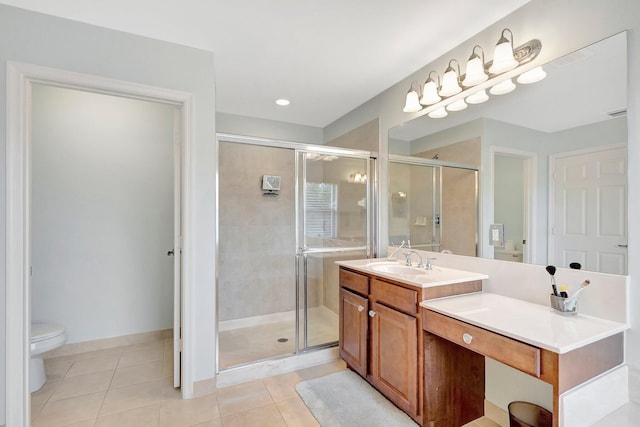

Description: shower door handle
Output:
[167,249,174,256]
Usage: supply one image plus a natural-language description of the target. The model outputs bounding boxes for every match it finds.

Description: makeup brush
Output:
[546,265,559,296]
[565,280,590,311]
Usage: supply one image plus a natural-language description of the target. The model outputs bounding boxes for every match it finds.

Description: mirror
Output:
[388,32,628,274]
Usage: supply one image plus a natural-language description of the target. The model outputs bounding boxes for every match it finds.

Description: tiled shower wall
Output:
[218,142,296,321]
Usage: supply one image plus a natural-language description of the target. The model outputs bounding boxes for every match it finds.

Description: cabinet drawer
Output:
[423,309,540,377]
[371,278,418,316]
[339,268,369,295]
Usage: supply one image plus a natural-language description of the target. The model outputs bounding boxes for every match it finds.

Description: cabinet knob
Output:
[357,305,364,312]
[369,310,376,317]
[462,333,473,344]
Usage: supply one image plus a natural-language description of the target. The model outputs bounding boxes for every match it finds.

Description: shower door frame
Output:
[215,133,376,372]
[389,154,479,256]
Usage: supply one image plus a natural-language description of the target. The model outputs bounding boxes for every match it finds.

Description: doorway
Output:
[6,62,194,426]
[491,148,537,264]
[216,134,374,370]
[549,145,628,273]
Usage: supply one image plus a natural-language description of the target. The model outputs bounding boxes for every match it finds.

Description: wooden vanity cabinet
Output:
[339,268,422,420]
[339,266,483,425]
[339,288,368,377]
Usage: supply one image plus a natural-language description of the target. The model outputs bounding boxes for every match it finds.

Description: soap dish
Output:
[549,294,577,316]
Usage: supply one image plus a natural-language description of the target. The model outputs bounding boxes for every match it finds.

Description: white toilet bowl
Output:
[30,323,67,392]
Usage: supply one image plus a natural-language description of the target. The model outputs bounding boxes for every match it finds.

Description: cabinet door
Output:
[339,288,368,377]
[370,301,418,416]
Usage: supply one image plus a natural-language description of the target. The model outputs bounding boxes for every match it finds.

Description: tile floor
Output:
[32,338,346,427]
[34,336,504,427]
[218,307,339,369]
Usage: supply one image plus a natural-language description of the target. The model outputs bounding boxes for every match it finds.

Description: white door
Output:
[550,146,627,274]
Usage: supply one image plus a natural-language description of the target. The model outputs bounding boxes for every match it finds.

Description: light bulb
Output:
[446,99,468,112]
[517,66,547,84]
[402,88,422,113]
[490,79,516,95]
[466,89,489,104]
[428,107,448,119]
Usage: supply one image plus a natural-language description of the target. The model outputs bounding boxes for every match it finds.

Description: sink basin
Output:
[368,264,425,275]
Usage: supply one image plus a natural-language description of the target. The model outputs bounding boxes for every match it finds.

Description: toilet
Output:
[30,323,67,392]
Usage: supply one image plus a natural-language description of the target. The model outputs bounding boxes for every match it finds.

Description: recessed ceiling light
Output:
[275,99,290,106]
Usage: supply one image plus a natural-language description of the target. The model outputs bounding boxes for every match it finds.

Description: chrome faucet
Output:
[388,240,406,261]
[425,257,437,271]
[403,250,424,268]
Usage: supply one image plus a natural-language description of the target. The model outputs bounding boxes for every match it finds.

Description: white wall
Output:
[494,155,524,252]
[31,84,174,344]
[217,112,323,144]
[0,5,216,422]
[324,0,640,407]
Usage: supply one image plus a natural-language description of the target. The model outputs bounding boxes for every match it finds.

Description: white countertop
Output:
[336,258,488,288]
[421,292,628,354]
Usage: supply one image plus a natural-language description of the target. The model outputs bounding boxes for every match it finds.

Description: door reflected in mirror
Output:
[388,31,628,274]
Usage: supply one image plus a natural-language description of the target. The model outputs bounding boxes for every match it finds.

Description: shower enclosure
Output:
[389,155,478,256]
[217,134,375,370]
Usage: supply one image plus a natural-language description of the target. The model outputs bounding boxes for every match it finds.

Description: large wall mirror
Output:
[388,31,628,275]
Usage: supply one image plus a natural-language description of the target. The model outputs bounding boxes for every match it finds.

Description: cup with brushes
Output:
[546,265,590,316]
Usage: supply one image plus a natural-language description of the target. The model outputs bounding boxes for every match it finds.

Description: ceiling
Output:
[0,0,530,128]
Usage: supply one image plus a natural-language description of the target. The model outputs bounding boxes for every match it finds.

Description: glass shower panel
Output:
[389,161,440,251]
[299,152,371,349]
[217,141,297,369]
[440,166,478,256]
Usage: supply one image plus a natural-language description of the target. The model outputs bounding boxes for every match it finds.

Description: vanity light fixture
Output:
[401,28,543,118]
[489,29,519,74]
[402,81,422,113]
[428,107,448,119]
[351,172,367,183]
[446,99,468,112]
[489,78,516,95]
[517,66,547,84]
[420,71,442,105]
[465,89,489,104]
[462,46,488,86]
[439,59,462,97]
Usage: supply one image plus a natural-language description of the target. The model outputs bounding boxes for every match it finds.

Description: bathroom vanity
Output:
[336,259,487,424]
[336,259,628,427]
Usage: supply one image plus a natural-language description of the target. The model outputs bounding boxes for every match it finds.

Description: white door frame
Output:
[489,146,538,264]
[5,61,195,426]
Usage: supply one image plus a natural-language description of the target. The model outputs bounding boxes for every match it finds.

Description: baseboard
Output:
[484,399,509,426]
[44,328,172,358]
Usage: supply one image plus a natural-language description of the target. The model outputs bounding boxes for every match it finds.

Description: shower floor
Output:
[219,306,338,370]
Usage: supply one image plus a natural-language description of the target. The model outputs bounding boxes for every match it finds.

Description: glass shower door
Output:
[297,150,373,350]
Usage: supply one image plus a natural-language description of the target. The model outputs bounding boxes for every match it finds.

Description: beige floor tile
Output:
[118,347,164,368]
[50,370,113,402]
[474,416,501,427]
[44,357,74,382]
[32,391,104,427]
[66,355,119,378]
[275,396,320,427]
[161,377,183,401]
[111,360,164,388]
[190,419,223,427]
[262,371,305,402]
[31,379,61,418]
[94,403,160,427]
[299,359,346,380]
[162,355,174,378]
[159,394,220,427]
[216,380,274,417]
[68,347,124,362]
[121,340,164,355]
[99,379,163,416]
[61,421,96,427]
[221,403,286,427]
